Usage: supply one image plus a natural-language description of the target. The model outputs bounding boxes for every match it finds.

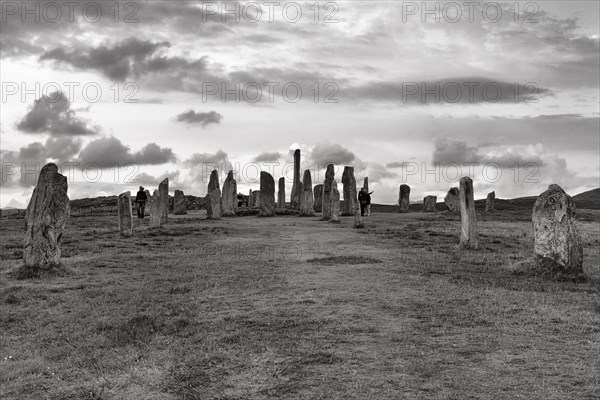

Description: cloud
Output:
[175,110,223,127]
[432,138,483,165]
[134,170,181,187]
[16,93,100,135]
[308,143,356,167]
[253,152,281,162]
[78,136,176,168]
[40,37,208,81]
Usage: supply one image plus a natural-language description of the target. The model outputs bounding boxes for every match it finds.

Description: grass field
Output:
[1,208,599,399]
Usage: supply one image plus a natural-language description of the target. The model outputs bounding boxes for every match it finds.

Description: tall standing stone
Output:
[486,191,495,212]
[118,191,133,237]
[398,184,410,213]
[158,178,169,224]
[320,164,335,220]
[341,166,357,216]
[221,171,237,216]
[23,163,70,268]
[149,190,162,227]
[258,171,275,217]
[299,170,315,216]
[444,187,460,212]
[313,184,323,212]
[330,180,341,223]
[251,191,260,207]
[532,184,583,273]
[206,170,221,219]
[290,149,302,210]
[423,195,437,212]
[363,177,369,192]
[354,203,364,228]
[174,189,187,215]
[459,177,479,249]
[277,177,285,209]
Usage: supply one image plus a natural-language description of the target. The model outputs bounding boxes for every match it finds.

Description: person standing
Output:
[358,188,368,217]
[135,186,148,218]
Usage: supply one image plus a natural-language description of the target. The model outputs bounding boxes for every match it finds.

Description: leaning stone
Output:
[459,177,479,249]
[278,177,285,209]
[532,184,583,273]
[398,184,410,213]
[444,187,460,212]
[341,166,357,216]
[299,169,315,216]
[258,171,275,217]
[313,184,323,212]
[159,178,169,223]
[290,149,302,210]
[118,191,133,237]
[320,164,335,220]
[221,171,237,216]
[206,170,221,219]
[174,190,187,215]
[422,195,437,212]
[486,191,495,212]
[330,180,341,223]
[23,163,70,268]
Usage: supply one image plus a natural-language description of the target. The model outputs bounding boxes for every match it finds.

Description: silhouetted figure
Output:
[358,187,373,217]
[135,186,148,218]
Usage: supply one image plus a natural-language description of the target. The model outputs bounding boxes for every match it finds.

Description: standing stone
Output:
[290,149,302,210]
[330,180,341,223]
[258,172,275,217]
[341,166,357,216]
[459,177,479,249]
[444,187,460,212]
[221,171,237,216]
[118,191,133,237]
[532,184,583,273]
[313,184,323,212]
[398,184,410,213]
[363,177,369,192]
[277,177,285,209]
[486,191,495,212]
[299,170,315,216]
[158,178,169,224]
[149,190,162,227]
[354,203,364,228]
[23,163,70,268]
[423,195,437,212]
[320,164,335,221]
[251,191,260,207]
[174,190,187,215]
[206,170,221,219]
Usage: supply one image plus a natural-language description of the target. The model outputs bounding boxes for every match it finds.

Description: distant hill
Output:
[572,188,600,209]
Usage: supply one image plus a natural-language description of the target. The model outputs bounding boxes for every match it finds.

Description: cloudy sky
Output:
[1,1,598,208]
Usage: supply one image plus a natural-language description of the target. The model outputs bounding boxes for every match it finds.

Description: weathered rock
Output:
[398,184,410,213]
[159,178,169,223]
[444,187,460,212]
[354,203,364,228]
[422,195,437,212]
[363,177,369,192]
[290,149,302,210]
[330,180,341,223]
[313,184,323,212]
[174,190,187,215]
[486,191,495,212]
[342,166,357,216]
[23,163,70,268]
[258,171,275,217]
[532,184,583,273]
[278,177,285,209]
[221,171,237,216]
[320,164,335,220]
[299,170,315,216]
[206,170,221,219]
[149,190,162,227]
[459,177,479,249]
[118,191,133,237]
